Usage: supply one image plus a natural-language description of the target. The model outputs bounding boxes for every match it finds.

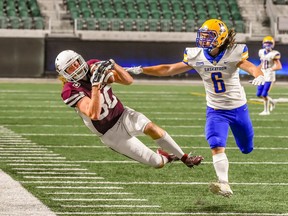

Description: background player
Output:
[256,36,282,115]
[55,50,203,170]
[126,19,265,197]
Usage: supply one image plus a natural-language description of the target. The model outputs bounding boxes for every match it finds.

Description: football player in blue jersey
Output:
[55,50,203,170]
[126,19,265,197]
[256,36,282,115]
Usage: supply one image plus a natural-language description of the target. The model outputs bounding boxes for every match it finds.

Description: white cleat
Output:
[209,182,233,198]
[270,102,276,112]
[259,111,270,116]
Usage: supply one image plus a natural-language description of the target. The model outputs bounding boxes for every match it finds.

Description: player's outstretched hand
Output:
[125,66,143,75]
[90,69,105,87]
[251,75,265,86]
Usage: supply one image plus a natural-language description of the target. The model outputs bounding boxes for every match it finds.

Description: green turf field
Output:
[0,81,287,216]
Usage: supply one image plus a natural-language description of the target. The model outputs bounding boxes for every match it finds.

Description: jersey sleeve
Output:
[241,45,249,61]
[182,48,189,65]
[61,84,86,107]
[272,51,281,60]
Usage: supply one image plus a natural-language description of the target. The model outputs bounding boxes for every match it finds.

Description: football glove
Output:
[90,70,105,87]
[125,66,143,75]
[97,59,115,74]
[251,75,265,85]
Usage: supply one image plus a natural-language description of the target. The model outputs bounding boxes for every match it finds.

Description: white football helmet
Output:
[55,50,89,83]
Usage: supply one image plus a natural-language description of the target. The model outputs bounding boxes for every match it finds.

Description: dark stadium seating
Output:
[65,0,246,33]
[0,0,45,29]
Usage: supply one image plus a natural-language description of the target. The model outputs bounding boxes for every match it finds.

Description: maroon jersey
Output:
[61,60,124,135]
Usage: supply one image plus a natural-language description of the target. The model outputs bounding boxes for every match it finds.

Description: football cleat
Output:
[156,148,179,163]
[259,111,270,116]
[181,153,204,168]
[270,101,276,112]
[209,182,233,198]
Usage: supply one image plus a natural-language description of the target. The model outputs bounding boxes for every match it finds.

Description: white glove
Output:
[125,66,143,75]
[251,75,265,85]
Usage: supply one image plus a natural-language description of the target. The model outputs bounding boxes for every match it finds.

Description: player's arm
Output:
[142,62,192,76]
[272,59,282,71]
[237,59,264,78]
[113,63,134,85]
[76,86,102,120]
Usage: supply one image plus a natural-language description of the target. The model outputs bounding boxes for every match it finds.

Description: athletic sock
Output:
[213,153,229,183]
[155,132,185,159]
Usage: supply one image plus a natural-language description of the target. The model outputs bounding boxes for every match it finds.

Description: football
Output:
[102,71,115,84]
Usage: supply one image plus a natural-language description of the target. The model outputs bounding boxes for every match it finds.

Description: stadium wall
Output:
[45,38,287,79]
[0,38,44,78]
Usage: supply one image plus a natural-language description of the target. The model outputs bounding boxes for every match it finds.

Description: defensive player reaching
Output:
[55,50,203,170]
[126,19,265,197]
[256,36,282,115]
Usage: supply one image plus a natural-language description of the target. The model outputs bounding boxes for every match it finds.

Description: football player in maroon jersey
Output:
[55,50,203,169]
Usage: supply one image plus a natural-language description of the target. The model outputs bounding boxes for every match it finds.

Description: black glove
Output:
[97,59,115,74]
[90,69,105,86]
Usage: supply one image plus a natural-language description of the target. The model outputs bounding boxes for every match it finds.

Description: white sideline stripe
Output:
[8,163,81,167]
[55,212,288,215]
[12,168,88,171]
[22,181,288,186]
[48,192,133,195]
[52,198,147,201]
[18,172,97,175]
[61,204,160,208]
[37,186,124,189]
[0,153,61,156]
[14,133,288,138]
[23,176,104,180]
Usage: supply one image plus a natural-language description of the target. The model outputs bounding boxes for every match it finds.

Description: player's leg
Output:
[205,107,233,197]
[100,115,168,168]
[264,82,275,111]
[259,82,273,115]
[144,122,203,167]
[230,104,254,154]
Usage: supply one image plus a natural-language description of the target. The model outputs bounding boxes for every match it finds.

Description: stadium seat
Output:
[172,19,183,32]
[82,8,92,19]
[234,20,245,32]
[116,8,127,19]
[98,18,110,30]
[103,8,115,19]
[148,19,159,31]
[34,17,44,29]
[174,10,185,20]
[150,10,161,19]
[162,10,173,20]
[160,19,171,32]
[135,19,147,31]
[185,19,195,32]
[127,8,138,19]
[110,18,122,31]
[123,18,134,31]
[10,17,21,29]
[0,16,7,28]
[22,17,33,29]
[139,9,149,19]
[92,8,103,18]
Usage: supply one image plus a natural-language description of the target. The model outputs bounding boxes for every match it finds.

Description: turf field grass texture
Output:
[0,81,287,216]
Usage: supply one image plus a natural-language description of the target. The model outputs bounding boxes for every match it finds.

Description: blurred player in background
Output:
[126,19,265,197]
[256,36,282,115]
[55,50,203,170]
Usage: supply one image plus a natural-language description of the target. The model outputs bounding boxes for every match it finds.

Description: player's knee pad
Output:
[149,153,164,168]
[207,136,226,149]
